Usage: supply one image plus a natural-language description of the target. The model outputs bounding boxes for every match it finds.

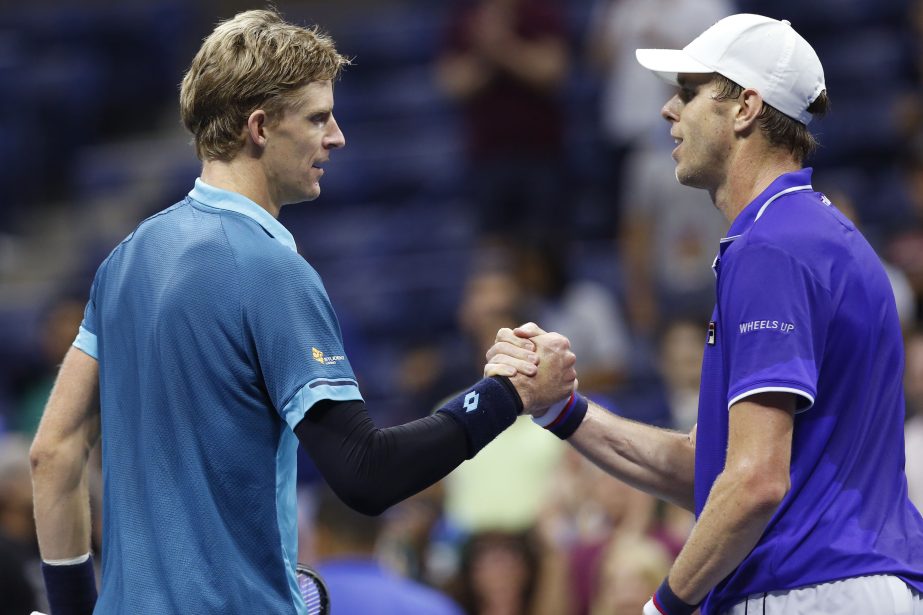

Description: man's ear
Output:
[734,88,763,134]
[246,109,268,148]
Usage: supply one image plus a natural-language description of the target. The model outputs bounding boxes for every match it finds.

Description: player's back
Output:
[90,199,305,614]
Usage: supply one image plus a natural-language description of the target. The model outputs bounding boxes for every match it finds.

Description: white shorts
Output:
[724,575,923,615]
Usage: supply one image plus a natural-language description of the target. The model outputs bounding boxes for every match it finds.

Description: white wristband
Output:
[43,552,91,566]
[533,393,573,428]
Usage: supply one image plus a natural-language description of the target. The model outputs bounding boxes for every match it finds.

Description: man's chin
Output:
[300,184,322,203]
[674,167,706,190]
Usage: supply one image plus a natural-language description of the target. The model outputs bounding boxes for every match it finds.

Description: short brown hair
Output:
[180,9,349,161]
[712,74,829,163]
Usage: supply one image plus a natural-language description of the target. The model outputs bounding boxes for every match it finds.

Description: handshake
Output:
[483,322,580,422]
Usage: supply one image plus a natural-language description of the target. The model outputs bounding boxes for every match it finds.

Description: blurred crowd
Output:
[2,0,923,612]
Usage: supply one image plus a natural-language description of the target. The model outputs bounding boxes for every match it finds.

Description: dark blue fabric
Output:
[549,393,588,440]
[653,578,697,615]
[436,377,520,457]
[41,557,97,615]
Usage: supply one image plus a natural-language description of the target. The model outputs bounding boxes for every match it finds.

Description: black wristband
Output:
[41,556,97,615]
[653,577,698,615]
[436,376,520,458]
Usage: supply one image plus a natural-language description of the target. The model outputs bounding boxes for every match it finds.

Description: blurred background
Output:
[2,0,923,613]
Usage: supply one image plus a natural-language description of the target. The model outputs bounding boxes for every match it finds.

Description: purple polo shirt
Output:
[696,168,923,614]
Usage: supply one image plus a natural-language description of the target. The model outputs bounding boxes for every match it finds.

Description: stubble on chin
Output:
[674,162,710,191]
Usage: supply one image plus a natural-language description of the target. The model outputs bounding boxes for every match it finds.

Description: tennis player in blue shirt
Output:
[28,9,578,615]
[487,13,923,615]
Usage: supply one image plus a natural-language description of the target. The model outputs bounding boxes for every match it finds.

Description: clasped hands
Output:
[484,322,577,416]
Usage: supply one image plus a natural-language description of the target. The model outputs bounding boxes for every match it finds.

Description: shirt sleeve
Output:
[718,241,831,412]
[243,254,362,431]
[73,263,104,360]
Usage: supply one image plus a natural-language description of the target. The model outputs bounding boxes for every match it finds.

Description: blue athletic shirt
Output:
[73,179,363,614]
[317,559,464,615]
[696,168,923,614]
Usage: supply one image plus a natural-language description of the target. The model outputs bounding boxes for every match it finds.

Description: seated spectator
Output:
[452,528,570,615]
[589,534,672,615]
[16,294,87,436]
[515,241,630,397]
[312,483,463,615]
[619,136,727,337]
[378,482,456,587]
[536,446,692,615]
[659,319,708,432]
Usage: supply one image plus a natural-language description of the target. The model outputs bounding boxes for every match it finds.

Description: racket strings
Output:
[297,566,329,615]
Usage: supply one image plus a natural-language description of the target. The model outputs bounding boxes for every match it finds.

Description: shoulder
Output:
[750,191,853,248]
[232,237,330,318]
[238,239,321,290]
[92,200,194,279]
[731,192,853,282]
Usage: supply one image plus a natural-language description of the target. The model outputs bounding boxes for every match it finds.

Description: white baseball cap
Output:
[635,13,826,125]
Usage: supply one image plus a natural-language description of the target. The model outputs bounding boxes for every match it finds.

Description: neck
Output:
[200,157,281,218]
[711,146,801,224]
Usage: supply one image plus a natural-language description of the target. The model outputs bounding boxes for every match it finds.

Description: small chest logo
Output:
[706,321,716,346]
[312,347,345,366]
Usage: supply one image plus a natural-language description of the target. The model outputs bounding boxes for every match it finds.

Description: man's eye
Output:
[679,88,694,102]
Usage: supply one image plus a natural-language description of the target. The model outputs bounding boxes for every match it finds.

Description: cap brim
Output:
[635,49,714,86]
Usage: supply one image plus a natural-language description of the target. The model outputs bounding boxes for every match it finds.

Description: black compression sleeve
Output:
[294,399,469,516]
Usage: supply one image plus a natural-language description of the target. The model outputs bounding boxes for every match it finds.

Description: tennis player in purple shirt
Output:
[486,13,923,615]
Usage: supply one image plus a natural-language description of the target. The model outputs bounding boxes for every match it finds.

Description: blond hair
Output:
[180,9,349,161]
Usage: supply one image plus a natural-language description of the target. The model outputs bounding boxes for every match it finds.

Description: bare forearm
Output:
[33,465,93,560]
[666,394,795,604]
[569,401,695,510]
[30,346,100,560]
[667,470,783,603]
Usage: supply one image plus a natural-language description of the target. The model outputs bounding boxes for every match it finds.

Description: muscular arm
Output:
[487,323,695,509]
[295,399,469,517]
[569,401,696,511]
[667,392,795,604]
[30,346,101,560]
